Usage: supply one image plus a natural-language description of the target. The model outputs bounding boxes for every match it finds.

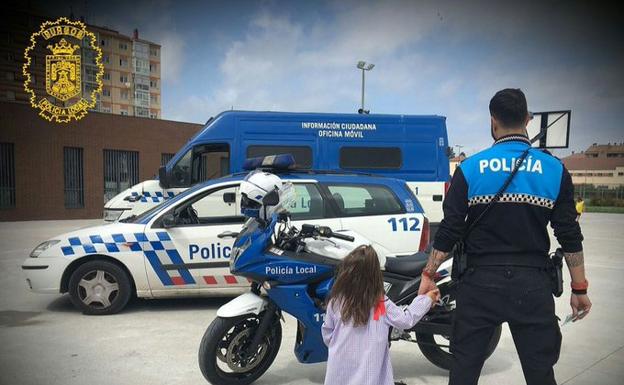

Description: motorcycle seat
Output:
[384,252,429,277]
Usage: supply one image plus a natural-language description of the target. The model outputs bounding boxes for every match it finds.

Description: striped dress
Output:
[322,295,432,385]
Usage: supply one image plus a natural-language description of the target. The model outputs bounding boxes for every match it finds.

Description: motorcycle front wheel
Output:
[198,313,282,385]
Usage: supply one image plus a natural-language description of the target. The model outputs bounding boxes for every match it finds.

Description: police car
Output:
[22,158,429,315]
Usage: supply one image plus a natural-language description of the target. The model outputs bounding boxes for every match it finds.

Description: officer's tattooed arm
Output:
[423,248,450,276]
[564,250,587,283]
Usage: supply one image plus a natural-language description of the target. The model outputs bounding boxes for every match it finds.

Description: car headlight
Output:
[103,209,125,222]
[30,240,60,258]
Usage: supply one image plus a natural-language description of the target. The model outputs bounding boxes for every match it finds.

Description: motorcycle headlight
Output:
[30,240,60,258]
[103,209,125,222]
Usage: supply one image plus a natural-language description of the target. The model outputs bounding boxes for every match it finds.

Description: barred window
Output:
[64,147,84,208]
[0,143,16,209]
[103,150,139,202]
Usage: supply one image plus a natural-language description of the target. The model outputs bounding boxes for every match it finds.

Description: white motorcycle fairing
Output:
[216,292,269,318]
[303,229,389,267]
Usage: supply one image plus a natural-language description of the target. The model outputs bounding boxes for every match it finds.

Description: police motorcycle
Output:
[198,169,501,385]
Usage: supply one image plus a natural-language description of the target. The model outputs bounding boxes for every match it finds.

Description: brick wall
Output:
[0,101,202,220]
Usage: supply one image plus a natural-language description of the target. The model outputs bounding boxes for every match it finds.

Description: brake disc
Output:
[225,329,269,373]
[217,320,255,363]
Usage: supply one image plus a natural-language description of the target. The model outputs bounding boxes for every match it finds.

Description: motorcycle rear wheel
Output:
[199,314,282,385]
[416,323,502,370]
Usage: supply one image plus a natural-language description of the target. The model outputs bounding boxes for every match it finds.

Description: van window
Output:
[339,147,402,169]
[193,144,230,182]
[288,184,324,220]
[247,145,312,168]
[171,149,192,187]
[326,184,403,216]
[170,144,230,188]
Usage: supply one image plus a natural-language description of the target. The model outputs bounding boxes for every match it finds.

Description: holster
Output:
[451,241,467,281]
[548,248,564,297]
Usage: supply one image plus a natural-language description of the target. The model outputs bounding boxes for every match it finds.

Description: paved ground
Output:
[0,213,623,385]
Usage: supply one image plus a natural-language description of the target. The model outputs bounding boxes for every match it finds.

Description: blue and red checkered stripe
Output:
[60,231,195,286]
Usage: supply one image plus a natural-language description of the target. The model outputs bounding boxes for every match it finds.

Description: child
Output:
[322,245,440,385]
[575,196,585,221]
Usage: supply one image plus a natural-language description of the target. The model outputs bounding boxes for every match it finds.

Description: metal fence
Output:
[63,147,84,208]
[574,184,624,206]
[103,149,139,202]
[0,143,16,209]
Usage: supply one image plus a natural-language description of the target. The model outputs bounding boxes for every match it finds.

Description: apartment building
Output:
[0,6,162,118]
[90,26,161,119]
[562,143,624,188]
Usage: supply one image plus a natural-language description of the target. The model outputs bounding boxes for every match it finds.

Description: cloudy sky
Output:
[42,0,623,155]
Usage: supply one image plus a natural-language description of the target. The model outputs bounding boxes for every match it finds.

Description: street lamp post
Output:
[357,61,374,113]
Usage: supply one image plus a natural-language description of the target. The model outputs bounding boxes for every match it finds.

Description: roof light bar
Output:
[242,154,296,171]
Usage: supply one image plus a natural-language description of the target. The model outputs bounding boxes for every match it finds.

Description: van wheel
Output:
[68,260,132,315]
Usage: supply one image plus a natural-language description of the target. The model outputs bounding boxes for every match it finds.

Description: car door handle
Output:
[432,195,443,201]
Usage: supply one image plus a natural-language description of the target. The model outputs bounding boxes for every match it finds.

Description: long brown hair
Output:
[327,245,385,327]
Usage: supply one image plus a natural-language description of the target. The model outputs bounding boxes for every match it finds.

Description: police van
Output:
[23,160,430,314]
[103,111,450,232]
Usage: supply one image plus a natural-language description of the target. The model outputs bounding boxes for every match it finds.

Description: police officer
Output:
[418,89,591,385]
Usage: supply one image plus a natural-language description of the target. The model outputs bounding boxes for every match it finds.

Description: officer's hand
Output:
[571,294,592,321]
[418,274,437,295]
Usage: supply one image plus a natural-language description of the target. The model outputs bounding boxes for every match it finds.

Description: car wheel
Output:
[68,260,132,315]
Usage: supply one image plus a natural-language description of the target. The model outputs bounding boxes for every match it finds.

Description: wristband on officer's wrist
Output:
[571,279,589,295]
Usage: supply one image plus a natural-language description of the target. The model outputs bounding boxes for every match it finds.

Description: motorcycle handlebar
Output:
[329,231,355,242]
[302,224,355,242]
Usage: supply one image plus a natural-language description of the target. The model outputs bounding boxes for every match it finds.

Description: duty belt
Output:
[467,254,549,268]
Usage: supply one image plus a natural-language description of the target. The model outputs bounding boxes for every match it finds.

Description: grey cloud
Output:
[164,0,622,154]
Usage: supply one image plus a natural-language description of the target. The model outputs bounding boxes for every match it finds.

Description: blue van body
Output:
[104,110,450,228]
[164,111,449,183]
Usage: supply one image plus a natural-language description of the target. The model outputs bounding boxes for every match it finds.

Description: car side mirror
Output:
[262,189,280,206]
[161,213,176,228]
[223,192,236,204]
[158,166,170,189]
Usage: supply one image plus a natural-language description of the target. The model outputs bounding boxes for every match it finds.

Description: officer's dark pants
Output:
[448,266,562,385]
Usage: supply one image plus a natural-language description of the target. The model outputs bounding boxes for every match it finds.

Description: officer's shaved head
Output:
[489,88,529,129]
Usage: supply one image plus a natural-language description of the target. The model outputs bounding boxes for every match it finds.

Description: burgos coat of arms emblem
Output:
[23,17,103,123]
